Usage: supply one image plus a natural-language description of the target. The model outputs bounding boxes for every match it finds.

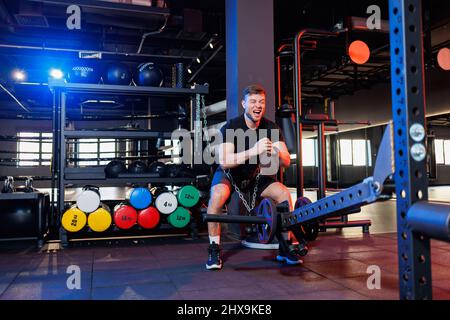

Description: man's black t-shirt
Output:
[217,114,284,182]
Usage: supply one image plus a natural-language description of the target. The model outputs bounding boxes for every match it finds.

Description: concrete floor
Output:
[1,186,450,300]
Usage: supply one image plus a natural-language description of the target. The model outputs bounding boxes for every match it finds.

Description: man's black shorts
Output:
[210,168,278,198]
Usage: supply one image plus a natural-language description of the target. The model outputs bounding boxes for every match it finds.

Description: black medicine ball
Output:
[105,160,126,178]
[103,62,132,85]
[67,60,101,84]
[128,160,148,174]
[133,62,164,87]
[148,161,166,177]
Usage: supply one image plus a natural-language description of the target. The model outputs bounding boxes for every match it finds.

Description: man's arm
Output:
[218,142,254,169]
[219,138,272,169]
[273,141,291,168]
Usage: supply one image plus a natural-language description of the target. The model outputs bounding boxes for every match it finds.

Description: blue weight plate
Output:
[255,198,277,244]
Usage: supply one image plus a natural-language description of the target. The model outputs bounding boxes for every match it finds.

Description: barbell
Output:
[203,197,317,245]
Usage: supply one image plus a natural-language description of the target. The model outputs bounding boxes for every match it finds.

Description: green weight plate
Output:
[167,207,191,228]
[177,185,200,208]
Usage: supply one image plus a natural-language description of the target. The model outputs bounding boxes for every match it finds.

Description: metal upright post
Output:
[389,0,432,299]
[293,34,304,198]
[50,88,59,229]
[194,93,202,167]
[58,91,68,246]
[293,30,338,198]
[317,123,326,199]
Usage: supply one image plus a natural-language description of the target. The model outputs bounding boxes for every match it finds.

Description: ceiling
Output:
[0,0,449,120]
[0,0,227,107]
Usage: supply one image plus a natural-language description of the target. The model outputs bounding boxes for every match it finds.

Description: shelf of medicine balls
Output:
[63,178,194,186]
[60,187,204,245]
[50,80,209,246]
[48,80,209,96]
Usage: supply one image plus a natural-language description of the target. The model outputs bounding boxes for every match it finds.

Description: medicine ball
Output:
[76,185,101,213]
[133,62,164,87]
[165,164,195,178]
[103,62,132,85]
[67,61,101,84]
[104,160,126,178]
[128,160,147,174]
[148,161,166,177]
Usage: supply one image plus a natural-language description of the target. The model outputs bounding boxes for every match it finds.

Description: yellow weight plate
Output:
[88,207,112,232]
[61,207,87,232]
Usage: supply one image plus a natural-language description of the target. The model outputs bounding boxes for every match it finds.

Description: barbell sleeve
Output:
[407,201,450,242]
[203,214,268,225]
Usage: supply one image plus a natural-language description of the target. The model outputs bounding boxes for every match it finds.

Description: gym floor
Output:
[1,187,450,300]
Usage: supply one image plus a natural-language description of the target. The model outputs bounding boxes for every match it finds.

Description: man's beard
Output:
[245,111,257,123]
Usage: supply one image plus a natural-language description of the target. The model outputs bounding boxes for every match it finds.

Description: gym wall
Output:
[334,68,450,132]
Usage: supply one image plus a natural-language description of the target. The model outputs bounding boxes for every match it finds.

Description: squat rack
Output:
[208,0,446,300]
[389,0,431,300]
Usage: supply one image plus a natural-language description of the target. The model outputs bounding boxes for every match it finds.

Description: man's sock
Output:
[209,235,220,245]
[282,232,290,243]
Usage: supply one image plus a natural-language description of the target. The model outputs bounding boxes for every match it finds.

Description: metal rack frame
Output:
[49,80,208,245]
[389,0,431,300]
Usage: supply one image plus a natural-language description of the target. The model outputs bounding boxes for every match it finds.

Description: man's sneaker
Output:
[276,240,303,265]
[290,242,309,257]
[206,242,223,270]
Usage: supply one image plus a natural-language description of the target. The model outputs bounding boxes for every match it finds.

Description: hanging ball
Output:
[437,48,450,71]
[348,40,371,65]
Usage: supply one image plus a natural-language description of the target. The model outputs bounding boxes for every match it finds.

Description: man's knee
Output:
[278,186,291,202]
[263,182,290,202]
[208,184,231,209]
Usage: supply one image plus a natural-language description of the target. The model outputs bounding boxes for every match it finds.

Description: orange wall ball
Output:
[437,48,450,71]
[348,40,371,65]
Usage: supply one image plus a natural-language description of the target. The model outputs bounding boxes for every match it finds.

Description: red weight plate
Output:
[114,204,138,229]
[138,206,160,229]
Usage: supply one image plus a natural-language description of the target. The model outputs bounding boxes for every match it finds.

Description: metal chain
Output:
[194,94,202,162]
[224,168,260,213]
[201,96,211,155]
[201,96,260,213]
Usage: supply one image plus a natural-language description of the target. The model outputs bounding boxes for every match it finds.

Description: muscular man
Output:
[206,84,301,270]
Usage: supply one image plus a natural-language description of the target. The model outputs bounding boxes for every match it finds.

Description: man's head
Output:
[241,84,266,123]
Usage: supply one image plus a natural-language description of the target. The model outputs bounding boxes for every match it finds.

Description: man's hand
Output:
[251,137,273,157]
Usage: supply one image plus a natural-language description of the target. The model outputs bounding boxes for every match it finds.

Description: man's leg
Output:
[260,181,292,210]
[205,175,231,270]
[260,181,304,265]
[207,181,232,244]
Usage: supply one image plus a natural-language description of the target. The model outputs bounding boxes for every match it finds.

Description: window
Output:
[302,139,317,166]
[291,139,317,167]
[435,139,450,165]
[77,139,117,166]
[339,140,353,165]
[17,132,52,166]
[353,139,367,166]
[435,139,444,164]
[290,139,317,166]
[339,139,372,166]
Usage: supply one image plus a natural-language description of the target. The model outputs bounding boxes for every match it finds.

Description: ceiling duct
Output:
[14,1,48,27]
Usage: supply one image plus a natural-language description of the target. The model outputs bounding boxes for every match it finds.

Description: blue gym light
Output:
[12,69,26,82]
[49,68,64,79]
